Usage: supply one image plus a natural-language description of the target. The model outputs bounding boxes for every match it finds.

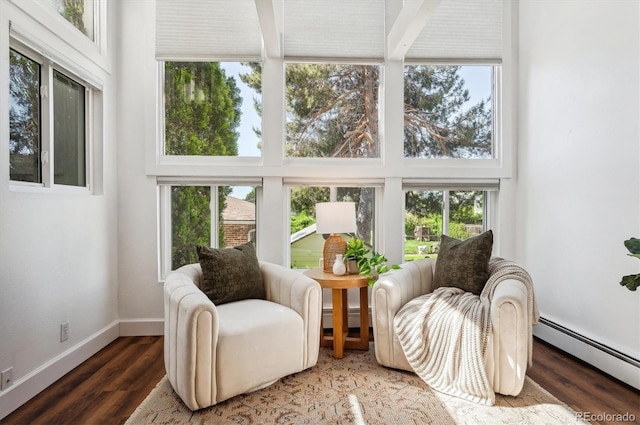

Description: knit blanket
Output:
[393,258,539,406]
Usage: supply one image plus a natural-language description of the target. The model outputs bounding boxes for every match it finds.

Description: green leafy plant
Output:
[345,237,400,286]
[620,238,640,291]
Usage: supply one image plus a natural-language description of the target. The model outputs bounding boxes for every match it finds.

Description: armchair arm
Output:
[164,264,219,411]
[486,277,529,396]
[371,258,436,369]
[260,262,322,368]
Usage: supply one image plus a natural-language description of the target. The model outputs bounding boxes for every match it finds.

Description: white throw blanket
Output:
[394,258,539,406]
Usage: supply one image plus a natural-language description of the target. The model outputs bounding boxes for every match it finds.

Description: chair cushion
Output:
[196,243,266,305]
[433,230,493,295]
[215,299,304,401]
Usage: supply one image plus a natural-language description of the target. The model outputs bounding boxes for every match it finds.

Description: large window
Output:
[404,65,494,159]
[285,63,381,159]
[162,62,261,157]
[158,184,258,277]
[404,189,488,261]
[290,185,376,269]
[9,45,89,189]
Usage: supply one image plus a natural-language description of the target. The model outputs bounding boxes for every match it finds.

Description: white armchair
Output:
[164,261,322,411]
[371,257,533,397]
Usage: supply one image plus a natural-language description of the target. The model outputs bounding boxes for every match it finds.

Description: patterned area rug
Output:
[126,344,586,425]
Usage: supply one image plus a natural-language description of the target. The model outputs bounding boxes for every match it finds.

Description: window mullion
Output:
[442,191,450,236]
[41,61,53,187]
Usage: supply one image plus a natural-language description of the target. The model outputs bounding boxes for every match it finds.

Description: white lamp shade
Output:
[315,202,357,234]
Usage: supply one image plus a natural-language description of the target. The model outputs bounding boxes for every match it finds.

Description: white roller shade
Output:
[155,0,262,61]
[283,0,385,60]
[402,178,500,191]
[157,176,263,187]
[406,0,503,61]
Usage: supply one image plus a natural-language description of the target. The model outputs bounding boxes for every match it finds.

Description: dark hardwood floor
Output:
[1,335,638,425]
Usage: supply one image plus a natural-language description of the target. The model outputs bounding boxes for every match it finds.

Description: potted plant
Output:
[345,237,400,286]
[344,237,368,274]
[620,237,640,291]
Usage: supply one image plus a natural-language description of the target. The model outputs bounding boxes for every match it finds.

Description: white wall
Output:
[115,0,165,332]
[0,0,119,418]
[517,0,639,385]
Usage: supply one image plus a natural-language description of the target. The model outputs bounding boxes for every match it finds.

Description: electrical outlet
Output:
[1,367,13,391]
[60,321,69,342]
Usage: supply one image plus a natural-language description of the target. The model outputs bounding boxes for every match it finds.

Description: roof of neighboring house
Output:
[222,196,255,222]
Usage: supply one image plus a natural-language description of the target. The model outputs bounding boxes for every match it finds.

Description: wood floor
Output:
[2,336,638,425]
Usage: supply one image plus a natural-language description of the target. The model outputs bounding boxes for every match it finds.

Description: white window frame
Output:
[284,179,384,269]
[157,177,262,281]
[9,37,96,194]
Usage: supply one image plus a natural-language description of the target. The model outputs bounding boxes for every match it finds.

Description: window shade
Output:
[155,0,502,61]
[405,0,503,61]
[402,178,499,191]
[283,0,385,60]
[155,0,262,61]
[157,176,263,187]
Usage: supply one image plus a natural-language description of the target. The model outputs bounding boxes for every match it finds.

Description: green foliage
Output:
[345,237,368,260]
[290,212,315,234]
[448,222,471,240]
[620,238,640,291]
[345,237,400,286]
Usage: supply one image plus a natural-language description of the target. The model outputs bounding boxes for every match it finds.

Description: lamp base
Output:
[323,234,347,273]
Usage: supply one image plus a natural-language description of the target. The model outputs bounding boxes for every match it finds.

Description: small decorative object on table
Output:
[332,254,346,275]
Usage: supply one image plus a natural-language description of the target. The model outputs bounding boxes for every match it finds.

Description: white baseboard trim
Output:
[119,319,163,336]
[534,318,640,390]
[0,321,120,420]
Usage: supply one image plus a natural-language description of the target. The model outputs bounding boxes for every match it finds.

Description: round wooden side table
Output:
[304,268,370,359]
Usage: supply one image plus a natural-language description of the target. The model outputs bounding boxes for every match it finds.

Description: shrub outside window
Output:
[404,190,487,261]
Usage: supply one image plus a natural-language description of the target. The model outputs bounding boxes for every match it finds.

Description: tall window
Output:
[404,189,487,261]
[290,185,376,269]
[285,63,381,159]
[9,45,89,188]
[404,65,494,159]
[162,62,261,157]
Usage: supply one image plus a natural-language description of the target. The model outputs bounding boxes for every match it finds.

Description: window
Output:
[9,44,90,189]
[9,49,41,183]
[290,185,376,269]
[404,65,495,159]
[285,63,381,159]
[47,0,96,41]
[404,189,488,261]
[53,71,86,187]
[162,62,261,157]
[158,183,258,278]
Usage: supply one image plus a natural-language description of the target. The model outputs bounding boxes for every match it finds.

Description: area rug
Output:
[126,344,586,425]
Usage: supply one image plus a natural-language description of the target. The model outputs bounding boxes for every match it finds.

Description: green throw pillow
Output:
[196,243,266,305]
[433,230,494,295]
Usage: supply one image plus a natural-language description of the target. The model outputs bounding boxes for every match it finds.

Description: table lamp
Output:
[315,202,357,272]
